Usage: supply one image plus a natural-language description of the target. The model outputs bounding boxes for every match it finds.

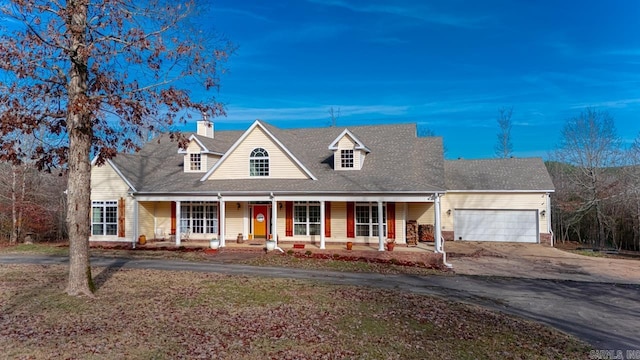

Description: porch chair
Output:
[155,228,165,241]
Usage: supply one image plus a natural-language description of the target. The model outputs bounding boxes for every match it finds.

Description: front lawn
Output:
[0,264,589,359]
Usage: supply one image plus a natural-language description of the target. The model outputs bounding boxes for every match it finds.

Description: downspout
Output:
[439,235,453,268]
[434,193,452,268]
[547,193,554,247]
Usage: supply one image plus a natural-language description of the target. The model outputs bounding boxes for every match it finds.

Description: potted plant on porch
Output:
[386,239,396,251]
[265,235,276,251]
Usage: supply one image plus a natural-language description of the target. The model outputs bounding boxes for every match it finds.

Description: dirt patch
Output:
[448,248,506,259]
[445,241,640,284]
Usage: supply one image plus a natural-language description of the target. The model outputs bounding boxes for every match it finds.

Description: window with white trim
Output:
[355,203,386,237]
[190,153,202,171]
[294,201,321,236]
[340,149,354,168]
[250,148,269,176]
[92,201,118,236]
[180,202,218,234]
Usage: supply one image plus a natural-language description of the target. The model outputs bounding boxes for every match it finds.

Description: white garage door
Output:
[454,209,538,243]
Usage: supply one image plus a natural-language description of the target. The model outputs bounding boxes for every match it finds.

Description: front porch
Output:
[132,196,445,254]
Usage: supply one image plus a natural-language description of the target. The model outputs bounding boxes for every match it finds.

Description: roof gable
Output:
[200,120,317,181]
[328,129,371,153]
[91,156,137,192]
[178,134,224,155]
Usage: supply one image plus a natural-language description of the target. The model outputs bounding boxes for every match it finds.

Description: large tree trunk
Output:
[10,165,17,244]
[65,0,94,297]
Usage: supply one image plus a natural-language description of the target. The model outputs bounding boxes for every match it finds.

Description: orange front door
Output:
[253,205,268,239]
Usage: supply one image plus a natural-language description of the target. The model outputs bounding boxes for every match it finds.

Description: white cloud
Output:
[217,104,410,123]
[569,98,640,110]
[306,0,489,28]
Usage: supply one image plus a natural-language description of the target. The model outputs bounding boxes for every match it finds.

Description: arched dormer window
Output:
[250,148,269,176]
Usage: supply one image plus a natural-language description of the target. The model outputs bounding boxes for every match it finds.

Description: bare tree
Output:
[494,107,514,158]
[0,0,232,296]
[417,125,436,137]
[552,108,622,249]
[624,134,640,251]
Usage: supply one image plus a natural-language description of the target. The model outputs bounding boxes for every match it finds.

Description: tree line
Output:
[495,107,639,251]
[547,109,640,251]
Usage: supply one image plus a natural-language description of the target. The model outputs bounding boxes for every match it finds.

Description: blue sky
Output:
[192,0,640,159]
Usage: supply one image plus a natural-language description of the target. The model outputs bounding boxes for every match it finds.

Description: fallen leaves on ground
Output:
[0,264,589,359]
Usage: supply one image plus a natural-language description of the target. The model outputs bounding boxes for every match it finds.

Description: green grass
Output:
[0,243,69,256]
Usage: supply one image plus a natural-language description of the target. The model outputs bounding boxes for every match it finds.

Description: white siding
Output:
[407,203,434,225]
[394,204,406,244]
[138,201,155,241]
[331,202,347,240]
[210,126,309,179]
[90,163,133,242]
[153,202,172,239]
[225,202,244,241]
[205,154,220,171]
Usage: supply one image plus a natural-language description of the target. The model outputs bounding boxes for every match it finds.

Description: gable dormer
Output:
[328,129,370,170]
[183,140,206,173]
[179,118,222,173]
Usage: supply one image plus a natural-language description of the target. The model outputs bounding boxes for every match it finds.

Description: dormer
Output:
[328,129,370,170]
[182,140,207,173]
[179,118,223,173]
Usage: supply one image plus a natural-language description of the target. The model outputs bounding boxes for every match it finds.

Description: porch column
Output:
[320,200,326,249]
[378,200,385,251]
[434,194,442,253]
[175,200,181,246]
[132,197,138,249]
[271,196,278,245]
[219,199,226,247]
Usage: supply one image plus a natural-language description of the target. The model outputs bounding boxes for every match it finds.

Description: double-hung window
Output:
[355,203,386,237]
[250,148,269,176]
[190,154,202,171]
[294,201,321,236]
[92,201,118,236]
[341,149,354,168]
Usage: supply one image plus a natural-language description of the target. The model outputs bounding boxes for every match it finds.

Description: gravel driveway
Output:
[445,241,640,284]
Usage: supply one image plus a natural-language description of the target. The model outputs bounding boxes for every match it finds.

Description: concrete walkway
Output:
[1,254,638,352]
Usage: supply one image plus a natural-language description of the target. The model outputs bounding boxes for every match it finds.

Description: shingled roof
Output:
[445,158,555,191]
[108,121,446,195]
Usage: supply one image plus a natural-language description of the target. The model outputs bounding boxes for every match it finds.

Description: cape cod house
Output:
[90,119,555,253]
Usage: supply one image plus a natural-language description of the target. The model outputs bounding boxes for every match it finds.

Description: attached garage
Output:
[453,209,539,243]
